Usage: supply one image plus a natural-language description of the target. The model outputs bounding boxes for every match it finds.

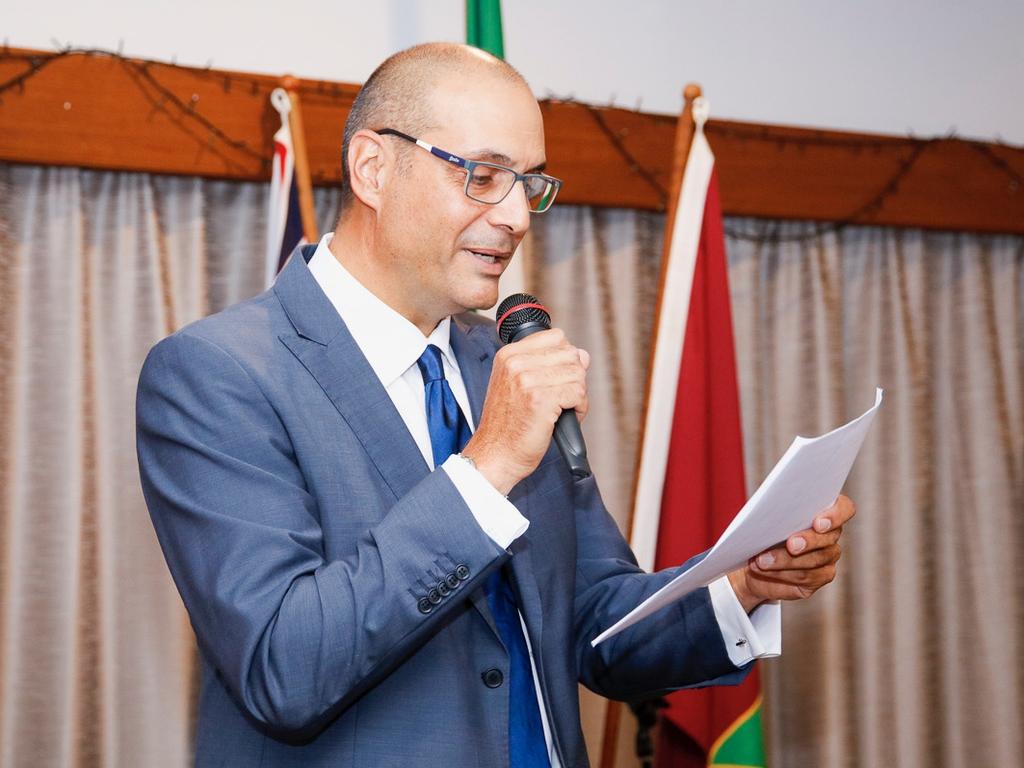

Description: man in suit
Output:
[137,43,853,767]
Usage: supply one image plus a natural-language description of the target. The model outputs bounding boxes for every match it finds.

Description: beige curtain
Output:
[2,164,1022,767]
[0,163,339,768]
[725,220,1024,768]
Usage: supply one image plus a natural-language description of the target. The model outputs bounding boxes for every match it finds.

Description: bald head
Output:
[329,43,547,332]
[338,43,533,212]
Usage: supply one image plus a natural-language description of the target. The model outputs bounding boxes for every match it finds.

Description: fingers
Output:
[737,495,858,605]
[742,547,841,602]
[812,495,856,534]
[574,391,590,422]
[502,329,590,369]
[499,331,584,374]
[752,543,841,573]
[469,327,589,492]
[751,528,839,570]
[742,568,836,601]
[578,347,591,371]
[786,527,841,557]
[498,328,588,411]
[506,361,586,415]
[502,327,572,354]
[770,495,856,561]
[501,347,581,375]
[508,361,585,391]
[750,495,854,568]
[745,532,843,602]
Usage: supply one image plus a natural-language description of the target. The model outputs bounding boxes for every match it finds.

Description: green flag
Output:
[466,0,505,59]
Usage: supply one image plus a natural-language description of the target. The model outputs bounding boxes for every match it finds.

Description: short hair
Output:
[337,43,529,214]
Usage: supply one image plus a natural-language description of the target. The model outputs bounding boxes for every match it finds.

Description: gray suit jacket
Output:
[136,245,747,767]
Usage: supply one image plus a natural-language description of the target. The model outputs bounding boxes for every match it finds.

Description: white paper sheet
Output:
[591,388,884,647]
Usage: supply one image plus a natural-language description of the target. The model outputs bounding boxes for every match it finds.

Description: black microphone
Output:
[495,293,592,480]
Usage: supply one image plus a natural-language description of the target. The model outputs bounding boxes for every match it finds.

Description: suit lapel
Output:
[508,534,545,657]
[449,317,503,635]
[449,314,493,429]
[274,248,429,502]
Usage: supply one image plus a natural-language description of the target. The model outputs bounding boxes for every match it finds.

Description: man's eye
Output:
[469,170,498,187]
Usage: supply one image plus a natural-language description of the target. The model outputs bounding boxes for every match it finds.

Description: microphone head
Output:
[496,293,551,344]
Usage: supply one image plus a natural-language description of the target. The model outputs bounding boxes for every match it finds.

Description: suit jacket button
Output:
[427,588,442,605]
[455,564,470,581]
[445,573,460,590]
[482,668,504,688]
[437,580,451,597]
[417,597,433,614]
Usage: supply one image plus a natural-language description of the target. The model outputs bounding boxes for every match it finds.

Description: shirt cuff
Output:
[708,575,782,667]
[441,454,529,549]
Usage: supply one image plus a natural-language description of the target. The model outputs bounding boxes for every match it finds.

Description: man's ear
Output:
[347,129,389,212]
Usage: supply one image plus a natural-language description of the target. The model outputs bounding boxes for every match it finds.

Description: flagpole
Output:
[280,75,319,243]
[598,82,703,768]
[627,82,702,548]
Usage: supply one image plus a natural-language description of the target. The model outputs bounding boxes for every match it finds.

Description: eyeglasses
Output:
[376,128,562,213]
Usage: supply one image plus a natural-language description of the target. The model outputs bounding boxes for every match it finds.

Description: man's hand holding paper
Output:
[592,388,882,647]
[728,495,856,613]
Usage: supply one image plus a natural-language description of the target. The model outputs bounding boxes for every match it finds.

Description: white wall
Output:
[7,0,1023,143]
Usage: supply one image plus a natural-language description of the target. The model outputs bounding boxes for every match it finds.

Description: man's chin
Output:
[458,284,501,314]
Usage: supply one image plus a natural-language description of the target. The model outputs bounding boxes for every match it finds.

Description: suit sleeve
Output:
[136,332,507,738]
[569,476,751,702]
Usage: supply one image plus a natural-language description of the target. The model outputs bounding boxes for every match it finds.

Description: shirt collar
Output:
[307,233,456,387]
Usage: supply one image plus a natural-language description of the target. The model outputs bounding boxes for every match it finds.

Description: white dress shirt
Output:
[306,234,780,764]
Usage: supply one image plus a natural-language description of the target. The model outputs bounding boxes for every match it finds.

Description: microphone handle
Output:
[554,408,591,479]
[509,324,592,479]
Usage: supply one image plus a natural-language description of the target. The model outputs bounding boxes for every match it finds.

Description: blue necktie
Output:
[416,345,551,768]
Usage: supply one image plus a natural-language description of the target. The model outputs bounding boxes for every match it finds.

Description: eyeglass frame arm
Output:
[375,127,562,209]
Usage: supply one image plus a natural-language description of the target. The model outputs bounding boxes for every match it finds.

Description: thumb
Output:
[578,348,591,370]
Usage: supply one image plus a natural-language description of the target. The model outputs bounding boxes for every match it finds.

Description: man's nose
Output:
[487,181,531,236]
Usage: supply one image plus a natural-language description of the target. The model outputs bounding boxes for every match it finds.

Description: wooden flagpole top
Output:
[278,74,319,243]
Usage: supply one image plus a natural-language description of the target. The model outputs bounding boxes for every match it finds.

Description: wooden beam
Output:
[705,122,1024,234]
[2,47,1022,234]
[0,48,280,179]
[0,48,360,183]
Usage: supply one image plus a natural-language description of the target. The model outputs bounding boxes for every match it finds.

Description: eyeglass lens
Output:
[466,165,556,211]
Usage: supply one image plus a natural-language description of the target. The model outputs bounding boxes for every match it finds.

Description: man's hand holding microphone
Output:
[462,294,591,496]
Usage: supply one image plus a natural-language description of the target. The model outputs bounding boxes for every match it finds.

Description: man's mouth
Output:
[466,248,510,265]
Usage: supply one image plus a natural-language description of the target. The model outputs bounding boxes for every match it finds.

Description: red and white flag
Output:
[630,105,766,767]
[265,88,307,288]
